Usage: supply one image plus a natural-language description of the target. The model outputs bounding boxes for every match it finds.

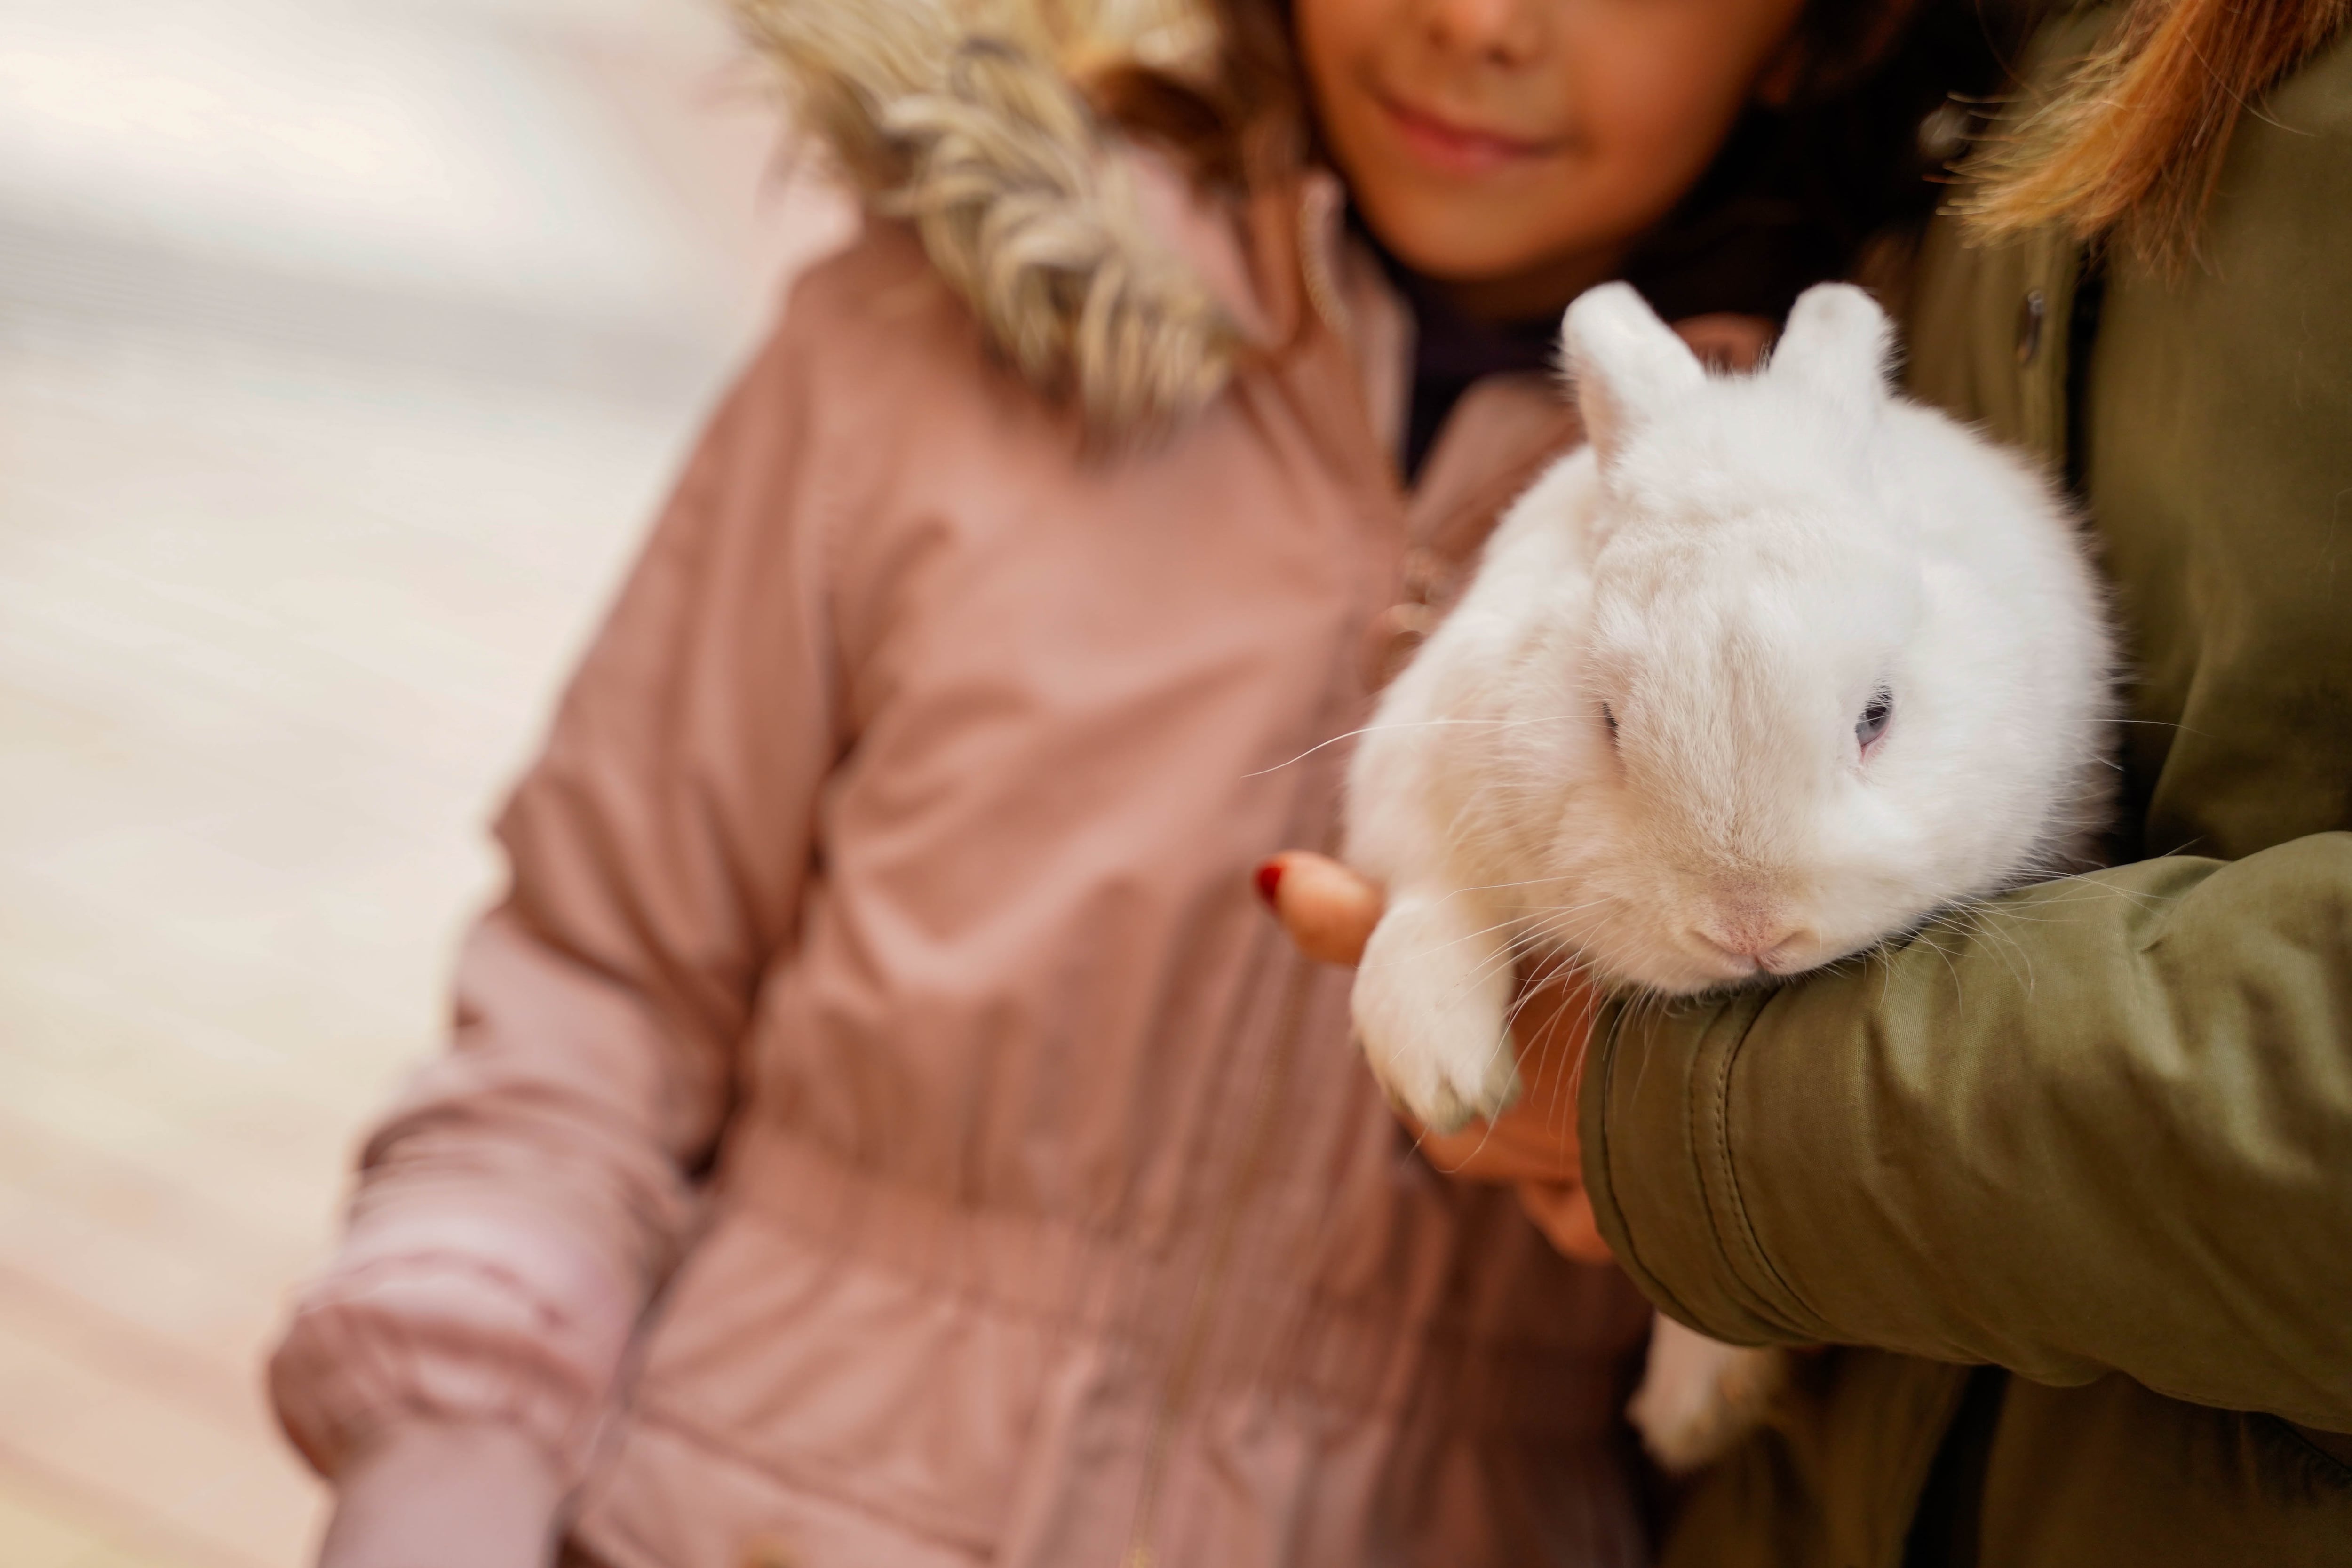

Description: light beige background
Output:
[0,2,847,1561]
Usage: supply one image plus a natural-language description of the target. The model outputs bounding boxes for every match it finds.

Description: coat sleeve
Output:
[268,294,846,1493]
[1581,838,2352,1434]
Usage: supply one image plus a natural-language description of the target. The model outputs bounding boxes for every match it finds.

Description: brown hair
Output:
[1962,0,2350,264]
[1081,0,1301,189]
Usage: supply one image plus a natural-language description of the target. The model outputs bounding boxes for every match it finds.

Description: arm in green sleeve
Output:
[1582,834,2352,1433]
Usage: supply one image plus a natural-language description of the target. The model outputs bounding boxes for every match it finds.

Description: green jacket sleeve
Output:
[1582,836,2352,1434]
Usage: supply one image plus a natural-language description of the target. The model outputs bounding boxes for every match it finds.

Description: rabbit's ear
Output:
[1771,284,1894,407]
[1561,283,1705,473]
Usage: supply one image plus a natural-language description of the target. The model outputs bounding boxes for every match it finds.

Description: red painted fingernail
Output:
[1253,859,1284,909]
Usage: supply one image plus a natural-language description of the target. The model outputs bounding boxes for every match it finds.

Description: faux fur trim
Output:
[737,0,1242,436]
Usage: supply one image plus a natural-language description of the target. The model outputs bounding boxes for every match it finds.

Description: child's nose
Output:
[1413,0,1549,67]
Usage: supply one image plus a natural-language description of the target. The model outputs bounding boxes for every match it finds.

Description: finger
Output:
[1516,1180,1615,1266]
[1412,1117,1526,1183]
[1411,1098,1581,1186]
[1256,851,1382,967]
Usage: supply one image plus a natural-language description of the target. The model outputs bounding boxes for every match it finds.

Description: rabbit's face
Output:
[1500,281,2102,996]
[1527,507,1947,995]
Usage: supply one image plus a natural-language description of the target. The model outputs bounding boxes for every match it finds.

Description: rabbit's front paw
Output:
[1628,1315,1788,1472]
[1351,894,1519,1134]
[1367,1013,1521,1136]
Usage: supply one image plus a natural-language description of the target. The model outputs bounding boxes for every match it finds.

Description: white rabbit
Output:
[1344,280,2114,1471]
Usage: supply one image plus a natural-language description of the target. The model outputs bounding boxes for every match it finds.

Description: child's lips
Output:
[1375,93,1557,175]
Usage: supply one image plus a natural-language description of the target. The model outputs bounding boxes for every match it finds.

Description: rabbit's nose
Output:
[1695,920,1806,966]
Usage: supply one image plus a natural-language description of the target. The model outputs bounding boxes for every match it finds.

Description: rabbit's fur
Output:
[1345,282,2114,1470]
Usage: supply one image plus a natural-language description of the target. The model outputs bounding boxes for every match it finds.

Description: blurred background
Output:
[0,0,846,1561]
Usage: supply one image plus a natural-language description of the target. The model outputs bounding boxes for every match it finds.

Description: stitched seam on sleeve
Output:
[1702,996,1833,1339]
[1689,1008,1757,1324]
[1595,1005,1709,1330]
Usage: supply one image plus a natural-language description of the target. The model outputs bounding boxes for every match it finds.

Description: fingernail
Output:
[1253,858,1284,910]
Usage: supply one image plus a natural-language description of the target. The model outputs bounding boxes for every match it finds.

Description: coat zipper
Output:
[1119,187,1405,1568]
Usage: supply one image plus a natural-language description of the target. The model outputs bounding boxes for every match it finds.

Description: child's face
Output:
[1297,0,1812,317]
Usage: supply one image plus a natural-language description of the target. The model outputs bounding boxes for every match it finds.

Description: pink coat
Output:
[269,20,1656,1560]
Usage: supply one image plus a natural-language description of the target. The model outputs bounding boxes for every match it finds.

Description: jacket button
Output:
[2015,288,2047,366]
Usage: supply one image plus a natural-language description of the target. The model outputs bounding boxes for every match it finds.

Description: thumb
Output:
[1517,1180,1615,1266]
[1256,851,1383,967]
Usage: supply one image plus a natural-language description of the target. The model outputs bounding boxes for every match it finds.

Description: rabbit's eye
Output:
[1856,688,1894,748]
[1601,701,1620,744]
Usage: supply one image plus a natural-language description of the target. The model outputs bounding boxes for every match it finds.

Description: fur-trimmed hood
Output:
[736,0,1255,435]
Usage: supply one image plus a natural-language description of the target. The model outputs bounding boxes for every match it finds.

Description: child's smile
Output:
[1298,0,1809,320]
[1371,86,1568,177]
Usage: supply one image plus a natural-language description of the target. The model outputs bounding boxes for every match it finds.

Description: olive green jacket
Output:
[1582,10,2352,1565]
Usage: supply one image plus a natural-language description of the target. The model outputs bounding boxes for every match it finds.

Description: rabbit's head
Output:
[1502,283,2107,995]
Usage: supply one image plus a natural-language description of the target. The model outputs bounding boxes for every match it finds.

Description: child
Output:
[269,1,1985,1563]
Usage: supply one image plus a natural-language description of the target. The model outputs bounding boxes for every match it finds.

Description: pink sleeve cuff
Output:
[270,1201,641,1483]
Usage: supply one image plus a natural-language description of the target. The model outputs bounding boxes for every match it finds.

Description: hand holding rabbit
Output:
[1261,849,1611,1263]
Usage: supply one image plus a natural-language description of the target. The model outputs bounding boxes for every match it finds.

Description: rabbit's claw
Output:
[1351,893,1519,1134]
